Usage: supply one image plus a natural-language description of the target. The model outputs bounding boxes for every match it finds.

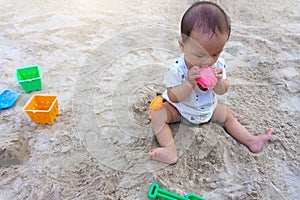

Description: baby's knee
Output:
[213,107,234,126]
[151,108,166,119]
[225,107,235,120]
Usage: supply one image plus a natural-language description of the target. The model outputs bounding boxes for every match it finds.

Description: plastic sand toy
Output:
[148,95,163,121]
[15,65,42,93]
[0,90,19,109]
[148,182,206,200]
[23,94,58,125]
[149,95,163,110]
[196,67,217,89]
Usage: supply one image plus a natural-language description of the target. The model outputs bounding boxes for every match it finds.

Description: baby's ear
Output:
[178,39,184,52]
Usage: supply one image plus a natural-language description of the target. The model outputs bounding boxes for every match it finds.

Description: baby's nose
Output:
[201,56,213,67]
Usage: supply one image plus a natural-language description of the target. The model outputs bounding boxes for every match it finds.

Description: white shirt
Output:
[162,55,226,124]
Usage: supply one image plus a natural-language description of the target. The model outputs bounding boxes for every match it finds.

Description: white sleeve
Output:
[214,57,226,79]
[162,64,184,88]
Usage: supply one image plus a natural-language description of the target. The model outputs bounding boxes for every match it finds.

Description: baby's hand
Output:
[212,67,223,80]
[188,66,202,86]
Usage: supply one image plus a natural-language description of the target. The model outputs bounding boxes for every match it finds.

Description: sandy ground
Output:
[0,0,299,199]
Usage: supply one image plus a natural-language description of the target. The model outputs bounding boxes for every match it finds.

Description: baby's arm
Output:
[167,66,201,103]
[213,67,229,95]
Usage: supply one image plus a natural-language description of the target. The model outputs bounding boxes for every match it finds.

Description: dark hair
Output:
[181,1,231,42]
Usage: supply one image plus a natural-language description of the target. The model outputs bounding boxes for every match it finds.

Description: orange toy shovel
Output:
[148,95,163,121]
[149,95,163,110]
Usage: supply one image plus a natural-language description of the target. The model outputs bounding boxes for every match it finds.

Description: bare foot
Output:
[148,147,178,164]
[249,128,273,153]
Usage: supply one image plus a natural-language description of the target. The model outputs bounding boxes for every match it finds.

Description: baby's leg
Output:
[212,104,272,153]
[148,102,181,164]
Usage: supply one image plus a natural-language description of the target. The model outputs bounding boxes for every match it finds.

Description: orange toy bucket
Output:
[23,94,58,125]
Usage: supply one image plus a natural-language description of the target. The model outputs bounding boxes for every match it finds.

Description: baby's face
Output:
[181,30,228,69]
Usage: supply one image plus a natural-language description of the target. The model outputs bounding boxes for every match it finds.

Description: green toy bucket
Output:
[15,65,42,93]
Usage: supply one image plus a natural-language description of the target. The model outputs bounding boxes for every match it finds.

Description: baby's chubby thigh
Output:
[152,102,181,124]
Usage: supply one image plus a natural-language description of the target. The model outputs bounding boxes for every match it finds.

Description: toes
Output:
[148,148,159,159]
[264,129,273,141]
[266,128,273,136]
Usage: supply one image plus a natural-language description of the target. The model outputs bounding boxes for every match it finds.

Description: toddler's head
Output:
[181,1,231,42]
[179,1,231,68]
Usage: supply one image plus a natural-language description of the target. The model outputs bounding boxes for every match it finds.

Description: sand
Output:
[0,0,299,199]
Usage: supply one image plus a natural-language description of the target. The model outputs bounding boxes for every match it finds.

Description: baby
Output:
[148,1,272,164]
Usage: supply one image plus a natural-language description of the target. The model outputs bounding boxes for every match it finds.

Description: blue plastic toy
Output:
[0,89,19,109]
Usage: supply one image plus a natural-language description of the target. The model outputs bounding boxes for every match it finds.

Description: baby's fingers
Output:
[191,66,200,73]
[212,67,223,78]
